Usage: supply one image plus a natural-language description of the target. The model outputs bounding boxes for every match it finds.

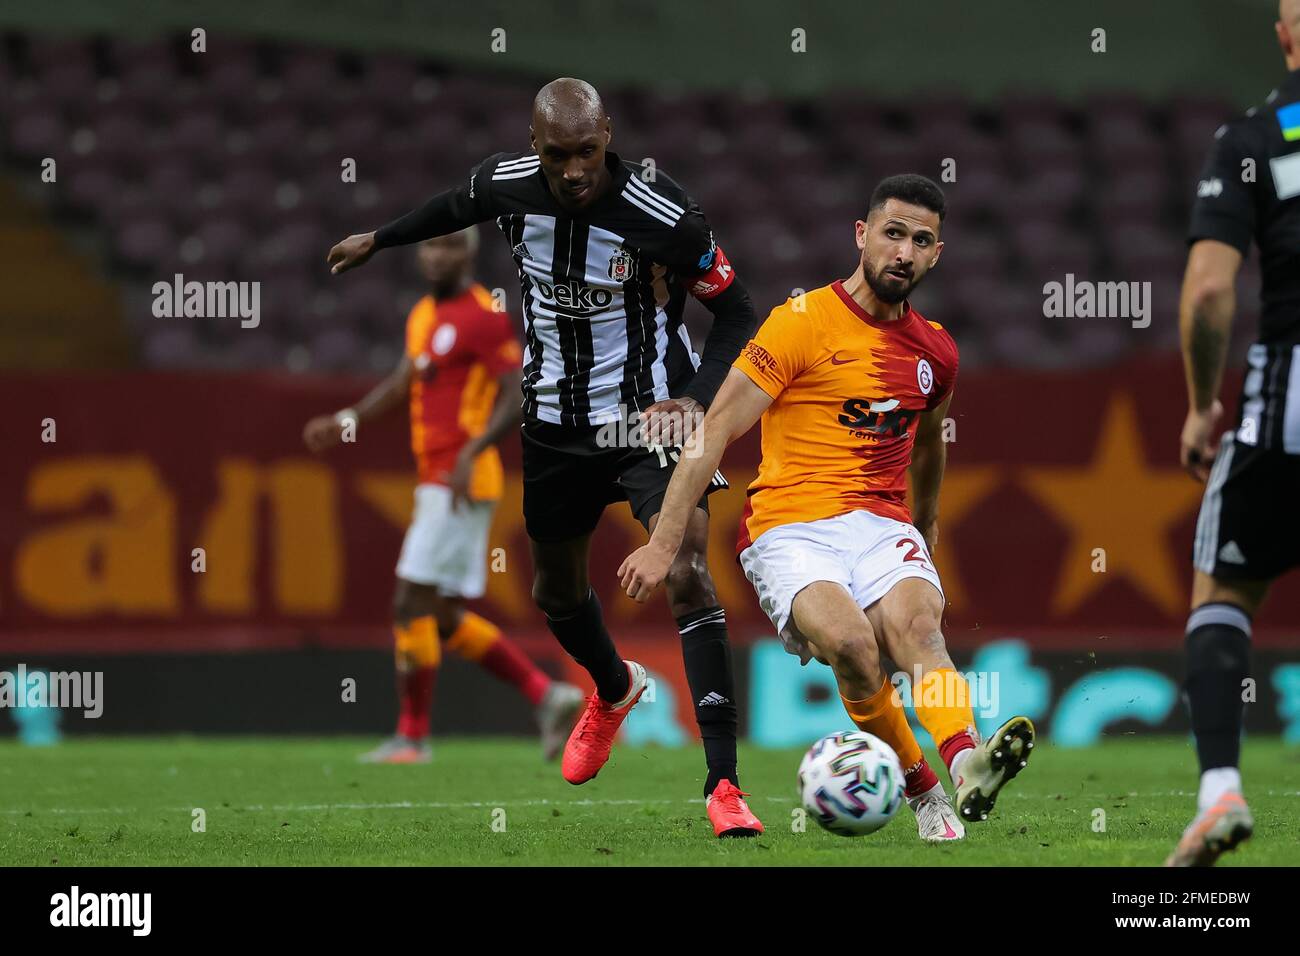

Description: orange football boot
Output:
[706,779,764,838]
[561,661,647,785]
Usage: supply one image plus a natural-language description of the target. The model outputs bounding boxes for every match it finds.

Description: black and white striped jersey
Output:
[1189,68,1300,453]
[376,149,744,427]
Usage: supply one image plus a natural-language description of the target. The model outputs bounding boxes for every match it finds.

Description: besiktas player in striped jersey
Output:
[327,78,763,836]
[304,230,583,765]
[1168,0,1300,867]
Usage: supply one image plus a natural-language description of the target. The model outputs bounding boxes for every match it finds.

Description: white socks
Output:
[949,747,974,785]
[1198,767,1243,812]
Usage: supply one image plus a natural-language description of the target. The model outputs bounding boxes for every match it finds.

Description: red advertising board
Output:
[1,357,1296,657]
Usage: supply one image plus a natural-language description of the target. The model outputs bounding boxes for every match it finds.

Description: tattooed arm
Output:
[1178,238,1243,481]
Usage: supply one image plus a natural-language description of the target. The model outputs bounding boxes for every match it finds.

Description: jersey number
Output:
[649,444,681,468]
[896,538,930,567]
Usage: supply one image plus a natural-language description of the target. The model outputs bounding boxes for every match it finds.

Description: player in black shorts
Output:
[327,78,764,836]
[1170,0,1300,865]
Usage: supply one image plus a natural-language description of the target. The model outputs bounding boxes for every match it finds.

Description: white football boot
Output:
[954,716,1035,823]
[910,787,965,842]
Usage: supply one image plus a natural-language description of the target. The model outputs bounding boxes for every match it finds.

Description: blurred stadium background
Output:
[1,0,1297,749]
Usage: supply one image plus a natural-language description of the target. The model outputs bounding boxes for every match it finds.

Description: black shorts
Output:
[520,420,728,543]
[1192,430,1300,580]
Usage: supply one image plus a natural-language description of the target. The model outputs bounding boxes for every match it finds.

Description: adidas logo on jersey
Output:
[1197,177,1223,198]
[512,241,533,261]
[1218,541,1247,565]
[698,692,731,707]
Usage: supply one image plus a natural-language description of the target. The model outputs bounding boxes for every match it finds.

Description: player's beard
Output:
[862,257,920,304]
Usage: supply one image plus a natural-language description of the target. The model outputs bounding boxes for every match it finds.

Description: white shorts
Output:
[394,483,495,598]
[738,509,944,665]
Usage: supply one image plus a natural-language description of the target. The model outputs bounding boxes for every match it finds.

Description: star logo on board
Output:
[1018,395,1204,616]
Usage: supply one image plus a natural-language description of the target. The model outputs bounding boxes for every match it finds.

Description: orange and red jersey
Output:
[733,280,958,552]
[405,284,522,500]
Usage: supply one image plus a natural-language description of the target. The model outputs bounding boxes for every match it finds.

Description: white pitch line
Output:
[0,797,692,816]
[2,791,1297,817]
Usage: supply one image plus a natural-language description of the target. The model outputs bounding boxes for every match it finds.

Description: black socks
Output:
[546,593,742,796]
[1184,602,1252,772]
[546,589,630,703]
[678,606,739,796]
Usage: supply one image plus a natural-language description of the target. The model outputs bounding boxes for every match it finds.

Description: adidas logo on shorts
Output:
[1218,540,1246,564]
[698,692,731,707]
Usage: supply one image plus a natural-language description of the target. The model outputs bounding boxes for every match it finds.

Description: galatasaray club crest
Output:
[607,248,636,282]
[917,358,934,395]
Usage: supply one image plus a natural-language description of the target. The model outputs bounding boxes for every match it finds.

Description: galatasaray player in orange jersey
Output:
[620,175,1036,841]
[304,228,582,763]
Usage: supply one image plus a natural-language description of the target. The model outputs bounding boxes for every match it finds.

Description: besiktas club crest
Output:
[607,248,636,282]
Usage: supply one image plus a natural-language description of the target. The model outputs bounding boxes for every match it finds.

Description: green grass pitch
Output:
[2,736,1296,866]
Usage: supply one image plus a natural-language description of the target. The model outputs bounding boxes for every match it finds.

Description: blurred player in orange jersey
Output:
[304,228,582,763]
[620,175,1037,842]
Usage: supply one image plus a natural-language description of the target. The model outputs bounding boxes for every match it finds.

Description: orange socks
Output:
[395,616,441,668]
[446,612,550,707]
[840,676,943,798]
[444,612,501,661]
[394,617,440,739]
[842,670,980,796]
[912,667,977,749]
[913,667,978,777]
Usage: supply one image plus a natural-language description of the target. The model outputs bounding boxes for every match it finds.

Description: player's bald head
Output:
[1279,0,1300,67]
[532,78,607,138]
[529,78,613,211]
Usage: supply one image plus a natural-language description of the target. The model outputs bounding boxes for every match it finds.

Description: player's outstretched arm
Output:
[1178,238,1242,481]
[328,157,500,274]
[302,357,413,452]
[327,189,480,275]
[908,392,952,555]
[327,231,377,275]
[619,367,772,602]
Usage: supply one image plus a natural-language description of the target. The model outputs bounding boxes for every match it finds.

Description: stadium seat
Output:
[0,32,1228,372]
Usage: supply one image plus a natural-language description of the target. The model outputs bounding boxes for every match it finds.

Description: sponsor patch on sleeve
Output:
[1270,152,1300,200]
[686,244,735,300]
[741,341,777,374]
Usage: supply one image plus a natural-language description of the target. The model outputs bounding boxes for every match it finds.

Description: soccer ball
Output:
[797,730,905,836]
